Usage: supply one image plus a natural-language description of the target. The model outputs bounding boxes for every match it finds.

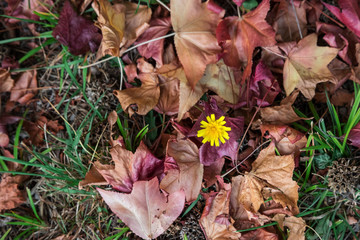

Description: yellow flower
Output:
[197,114,231,147]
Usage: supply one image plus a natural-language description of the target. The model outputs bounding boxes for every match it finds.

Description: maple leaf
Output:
[52,1,101,56]
[92,142,163,193]
[323,0,360,39]
[216,0,276,82]
[98,177,185,239]
[281,33,339,100]
[178,60,241,121]
[200,177,242,240]
[93,0,126,57]
[231,143,299,214]
[171,0,224,88]
[114,68,160,117]
[160,135,203,202]
[135,17,172,67]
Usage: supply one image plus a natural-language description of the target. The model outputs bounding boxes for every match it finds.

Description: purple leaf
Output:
[52,1,102,55]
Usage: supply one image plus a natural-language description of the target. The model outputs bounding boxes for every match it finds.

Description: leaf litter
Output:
[1,0,360,239]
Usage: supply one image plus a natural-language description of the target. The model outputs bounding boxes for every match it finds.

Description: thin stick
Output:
[117,57,124,90]
[290,0,303,39]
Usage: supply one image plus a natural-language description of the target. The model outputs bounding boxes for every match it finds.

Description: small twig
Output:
[290,0,303,39]
[156,0,171,12]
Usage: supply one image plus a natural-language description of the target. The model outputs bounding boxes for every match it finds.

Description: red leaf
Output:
[52,1,102,55]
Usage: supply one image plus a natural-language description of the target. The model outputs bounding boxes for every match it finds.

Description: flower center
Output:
[197,114,231,147]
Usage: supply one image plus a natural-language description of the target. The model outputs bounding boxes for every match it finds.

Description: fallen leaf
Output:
[281,33,339,100]
[350,44,360,83]
[5,0,53,24]
[160,135,203,202]
[322,0,360,38]
[172,0,224,87]
[240,228,278,240]
[93,0,125,56]
[93,142,164,193]
[0,68,15,92]
[261,124,307,155]
[121,2,152,49]
[178,60,241,121]
[0,174,26,211]
[346,122,360,148]
[231,143,299,214]
[114,69,160,117]
[273,214,306,240]
[271,0,307,42]
[260,91,303,124]
[52,1,101,56]
[79,166,108,189]
[97,177,185,239]
[216,0,276,82]
[0,115,21,147]
[200,177,242,239]
[135,16,172,67]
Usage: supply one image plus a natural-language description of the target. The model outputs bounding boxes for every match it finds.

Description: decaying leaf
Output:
[216,0,276,82]
[273,214,306,240]
[172,0,224,87]
[114,71,160,117]
[260,91,303,124]
[0,174,27,212]
[282,33,339,100]
[52,1,101,56]
[231,143,299,214]
[200,178,242,239]
[89,142,163,193]
[98,177,185,239]
[93,0,125,57]
[0,68,14,92]
[160,134,203,202]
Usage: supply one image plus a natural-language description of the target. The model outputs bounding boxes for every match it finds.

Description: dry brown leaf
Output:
[0,68,14,92]
[79,166,108,189]
[260,91,302,124]
[160,135,203,202]
[171,0,224,88]
[114,72,160,116]
[93,0,125,57]
[282,33,339,100]
[231,143,299,215]
[200,178,242,240]
[0,174,26,211]
[8,70,37,108]
[273,214,306,240]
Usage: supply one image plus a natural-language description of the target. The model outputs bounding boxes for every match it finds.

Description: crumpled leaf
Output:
[178,60,241,121]
[97,177,185,239]
[231,143,299,214]
[188,98,244,166]
[0,174,27,211]
[281,33,339,100]
[200,177,242,240]
[160,134,203,202]
[114,65,160,116]
[216,0,276,82]
[350,44,360,83]
[323,0,360,38]
[260,91,303,124]
[261,124,307,155]
[0,68,14,92]
[240,228,278,240]
[273,214,306,240]
[271,0,307,42]
[136,16,172,67]
[52,1,101,56]
[93,0,125,57]
[23,115,64,146]
[90,142,163,193]
[172,0,224,88]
